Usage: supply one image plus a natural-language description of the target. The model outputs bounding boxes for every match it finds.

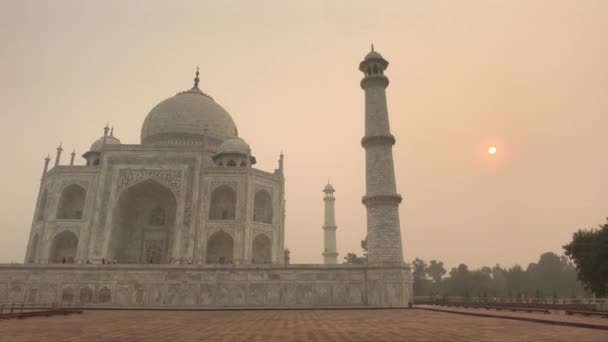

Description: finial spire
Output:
[371,43,374,52]
[194,66,200,88]
[110,127,114,137]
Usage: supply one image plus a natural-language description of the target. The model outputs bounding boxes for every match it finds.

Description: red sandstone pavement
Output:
[1,309,607,341]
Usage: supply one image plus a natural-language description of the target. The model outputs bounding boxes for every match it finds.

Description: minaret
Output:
[54,143,63,166]
[322,182,338,264]
[70,150,76,166]
[42,154,51,176]
[359,46,404,265]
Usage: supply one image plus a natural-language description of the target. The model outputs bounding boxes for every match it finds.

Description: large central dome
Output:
[141,84,237,145]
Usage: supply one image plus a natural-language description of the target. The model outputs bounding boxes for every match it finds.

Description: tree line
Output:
[343,218,608,298]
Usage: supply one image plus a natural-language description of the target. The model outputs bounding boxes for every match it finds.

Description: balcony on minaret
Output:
[359,46,389,89]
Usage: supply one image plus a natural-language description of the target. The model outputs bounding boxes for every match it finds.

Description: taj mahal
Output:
[24,69,286,267]
[1,48,413,308]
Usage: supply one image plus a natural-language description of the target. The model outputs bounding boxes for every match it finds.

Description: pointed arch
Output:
[36,189,48,221]
[209,185,236,220]
[98,287,112,304]
[253,190,273,224]
[61,287,74,304]
[56,184,86,219]
[206,231,234,264]
[252,234,272,264]
[49,230,78,263]
[111,178,177,264]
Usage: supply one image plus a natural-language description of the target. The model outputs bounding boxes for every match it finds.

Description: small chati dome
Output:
[364,50,384,61]
[323,182,335,193]
[90,135,121,152]
[213,137,256,167]
[217,137,251,156]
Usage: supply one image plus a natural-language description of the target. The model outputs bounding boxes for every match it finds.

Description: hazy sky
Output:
[1,1,606,269]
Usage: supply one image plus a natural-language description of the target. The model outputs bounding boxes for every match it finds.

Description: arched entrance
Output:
[110,179,176,264]
[209,185,236,220]
[49,231,78,263]
[56,184,86,219]
[253,190,273,223]
[206,231,234,264]
[252,234,272,264]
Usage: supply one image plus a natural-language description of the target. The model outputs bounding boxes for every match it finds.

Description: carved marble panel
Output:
[39,284,58,303]
[283,284,297,305]
[265,284,281,306]
[332,284,347,305]
[248,283,265,306]
[216,284,230,305]
[296,284,313,305]
[230,284,246,306]
[349,284,364,305]
[316,284,330,305]
[117,169,183,195]
[147,285,164,305]
[181,284,198,305]
[200,283,215,305]
[114,285,131,305]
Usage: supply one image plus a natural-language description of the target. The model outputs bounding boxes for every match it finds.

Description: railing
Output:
[414,296,607,312]
[0,302,82,320]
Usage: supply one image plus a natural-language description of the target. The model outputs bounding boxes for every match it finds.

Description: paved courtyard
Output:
[1,309,606,341]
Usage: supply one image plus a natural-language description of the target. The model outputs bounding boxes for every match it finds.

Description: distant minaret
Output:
[359,46,404,265]
[322,182,338,264]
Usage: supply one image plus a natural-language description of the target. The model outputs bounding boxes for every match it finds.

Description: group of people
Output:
[79,257,198,264]
[168,257,193,264]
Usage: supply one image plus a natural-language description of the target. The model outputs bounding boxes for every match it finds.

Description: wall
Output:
[0,264,412,307]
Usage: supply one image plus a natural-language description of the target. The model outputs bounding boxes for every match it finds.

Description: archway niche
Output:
[36,189,48,221]
[209,185,236,220]
[253,190,273,224]
[206,231,234,264]
[56,184,86,219]
[61,287,74,304]
[98,287,112,304]
[49,230,78,263]
[110,179,176,264]
[79,287,93,303]
[252,234,272,264]
[28,234,39,263]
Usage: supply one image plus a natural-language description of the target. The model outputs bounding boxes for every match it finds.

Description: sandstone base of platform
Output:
[0,264,413,308]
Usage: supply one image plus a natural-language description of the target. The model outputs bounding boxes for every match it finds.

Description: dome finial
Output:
[110,126,114,137]
[194,66,200,88]
[371,43,374,52]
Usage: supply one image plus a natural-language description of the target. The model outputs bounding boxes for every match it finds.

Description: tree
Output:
[361,237,368,259]
[342,236,368,264]
[427,260,446,285]
[412,258,433,295]
[342,253,366,265]
[563,218,608,297]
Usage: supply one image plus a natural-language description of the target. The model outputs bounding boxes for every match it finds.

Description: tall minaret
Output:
[322,182,338,264]
[359,46,404,265]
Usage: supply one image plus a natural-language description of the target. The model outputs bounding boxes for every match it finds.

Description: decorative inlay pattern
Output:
[117,169,182,195]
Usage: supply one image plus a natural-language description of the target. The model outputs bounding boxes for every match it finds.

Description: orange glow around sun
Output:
[488,146,497,155]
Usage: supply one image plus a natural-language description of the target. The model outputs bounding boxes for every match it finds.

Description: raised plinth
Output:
[0,263,412,308]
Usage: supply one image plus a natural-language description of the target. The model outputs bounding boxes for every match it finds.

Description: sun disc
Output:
[488,146,497,155]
